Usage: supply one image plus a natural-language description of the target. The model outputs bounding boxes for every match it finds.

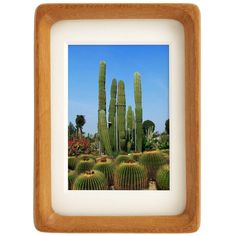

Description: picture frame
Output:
[34,3,200,233]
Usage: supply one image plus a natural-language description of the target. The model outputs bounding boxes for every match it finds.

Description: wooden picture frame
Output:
[34,4,200,233]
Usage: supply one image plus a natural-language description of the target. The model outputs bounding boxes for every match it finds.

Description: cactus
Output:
[98,110,113,156]
[77,154,97,161]
[94,157,114,186]
[73,170,108,190]
[114,160,148,190]
[156,164,170,190]
[126,105,133,152]
[115,154,133,165]
[98,61,106,153]
[117,80,126,151]
[131,152,142,161]
[68,170,77,190]
[68,157,79,170]
[108,79,117,151]
[75,157,95,174]
[134,72,143,152]
[139,150,169,179]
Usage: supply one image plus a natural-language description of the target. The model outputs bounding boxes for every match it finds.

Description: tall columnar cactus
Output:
[114,160,148,190]
[108,79,117,151]
[98,61,106,152]
[98,110,113,156]
[73,170,108,190]
[134,72,143,152]
[156,164,170,190]
[75,157,95,174]
[140,150,169,179]
[94,157,114,186]
[117,80,126,151]
[126,105,133,152]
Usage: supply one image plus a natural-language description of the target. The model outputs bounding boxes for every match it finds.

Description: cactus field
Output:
[68,45,170,190]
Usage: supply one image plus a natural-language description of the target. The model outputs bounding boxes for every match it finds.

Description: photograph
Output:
[68,45,170,190]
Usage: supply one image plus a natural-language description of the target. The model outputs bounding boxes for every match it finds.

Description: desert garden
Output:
[68,61,169,190]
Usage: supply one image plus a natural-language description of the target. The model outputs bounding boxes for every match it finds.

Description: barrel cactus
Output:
[94,157,114,186]
[115,154,133,165]
[156,164,170,190]
[114,160,148,190]
[131,152,142,162]
[68,157,79,170]
[75,157,95,174]
[139,150,169,179]
[73,170,108,190]
[77,154,97,161]
[68,170,77,190]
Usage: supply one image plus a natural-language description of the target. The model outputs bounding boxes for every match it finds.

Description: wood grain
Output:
[34,4,200,233]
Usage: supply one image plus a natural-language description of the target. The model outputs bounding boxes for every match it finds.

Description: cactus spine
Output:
[134,72,143,152]
[108,79,117,151]
[98,61,106,153]
[98,110,113,156]
[114,160,148,190]
[68,170,77,190]
[73,170,108,190]
[68,157,79,170]
[117,80,126,151]
[94,158,114,186]
[156,164,170,190]
[75,158,95,174]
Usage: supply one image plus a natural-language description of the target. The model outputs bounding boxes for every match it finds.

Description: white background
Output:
[0,0,235,235]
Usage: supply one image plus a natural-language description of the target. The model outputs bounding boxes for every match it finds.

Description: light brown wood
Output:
[34,4,200,233]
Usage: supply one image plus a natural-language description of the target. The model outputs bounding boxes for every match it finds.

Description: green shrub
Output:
[73,170,108,190]
[114,160,148,190]
[68,170,77,190]
[75,157,95,174]
[139,150,168,179]
[94,157,114,185]
[156,164,170,190]
[115,155,133,165]
[68,157,79,170]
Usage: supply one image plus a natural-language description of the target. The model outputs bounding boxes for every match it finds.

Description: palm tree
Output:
[75,115,86,138]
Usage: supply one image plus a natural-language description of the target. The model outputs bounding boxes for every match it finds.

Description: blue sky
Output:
[68,45,169,134]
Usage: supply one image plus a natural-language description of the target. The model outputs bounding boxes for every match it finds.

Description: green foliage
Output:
[94,157,115,185]
[115,154,133,165]
[143,128,158,151]
[140,150,169,179]
[68,122,76,140]
[134,72,143,152]
[117,80,126,151]
[156,164,170,190]
[114,160,148,190]
[98,110,113,156]
[142,120,155,135]
[108,79,117,151]
[75,115,86,138]
[68,157,79,170]
[75,158,95,174]
[157,133,169,150]
[73,170,108,190]
[165,119,169,134]
[68,170,77,190]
